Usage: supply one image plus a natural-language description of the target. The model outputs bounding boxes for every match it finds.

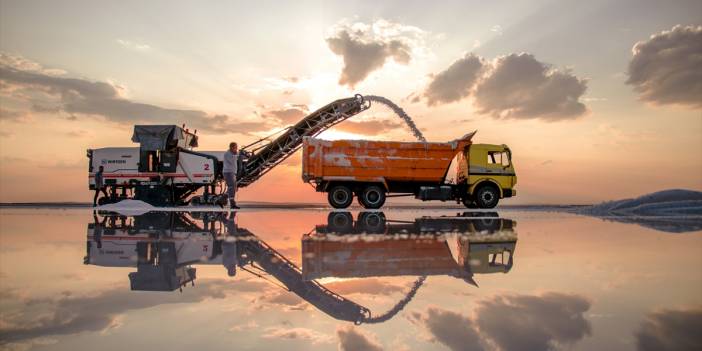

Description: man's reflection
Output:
[222,212,238,277]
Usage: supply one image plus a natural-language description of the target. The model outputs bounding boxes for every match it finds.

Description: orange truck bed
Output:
[302,132,475,185]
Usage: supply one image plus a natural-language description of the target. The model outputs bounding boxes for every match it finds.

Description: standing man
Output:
[93,165,108,206]
[223,142,240,209]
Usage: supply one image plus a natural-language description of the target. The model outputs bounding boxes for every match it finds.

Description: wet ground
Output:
[0,208,700,351]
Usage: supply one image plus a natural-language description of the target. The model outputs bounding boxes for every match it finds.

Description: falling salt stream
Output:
[359,96,426,323]
[363,276,427,324]
[365,95,427,142]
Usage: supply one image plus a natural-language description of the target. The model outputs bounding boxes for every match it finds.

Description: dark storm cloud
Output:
[0,55,269,134]
[424,54,485,106]
[423,53,588,120]
[326,20,422,88]
[410,307,485,351]
[474,292,592,350]
[336,325,384,351]
[626,25,702,109]
[0,278,268,343]
[635,307,702,351]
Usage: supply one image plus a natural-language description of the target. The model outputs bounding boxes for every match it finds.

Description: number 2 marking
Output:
[204,164,210,170]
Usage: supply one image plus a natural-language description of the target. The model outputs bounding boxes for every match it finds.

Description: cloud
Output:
[336,325,384,351]
[0,278,268,343]
[626,25,702,109]
[474,292,592,351]
[0,108,29,122]
[324,278,405,296]
[0,53,269,134]
[327,19,425,88]
[334,120,403,136]
[410,292,592,351]
[473,53,588,119]
[424,54,485,106]
[423,53,588,121]
[263,105,309,124]
[262,326,334,344]
[635,307,702,351]
[410,307,485,351]
[116,39,151,51]
[254,290,308,311]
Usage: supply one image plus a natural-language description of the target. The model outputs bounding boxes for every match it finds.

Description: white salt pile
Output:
[97,199,155,215]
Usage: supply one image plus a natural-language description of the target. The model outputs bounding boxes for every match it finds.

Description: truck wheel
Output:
[328,185,353,208]
[359,185,386,209]
[357,212,386,233]
[475,185,499,209]
[327,212,353,232]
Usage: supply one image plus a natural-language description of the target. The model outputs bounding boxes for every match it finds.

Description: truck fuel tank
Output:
[416,186,453,201]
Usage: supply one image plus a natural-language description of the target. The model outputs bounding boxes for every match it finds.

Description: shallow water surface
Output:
[0,208,700,350]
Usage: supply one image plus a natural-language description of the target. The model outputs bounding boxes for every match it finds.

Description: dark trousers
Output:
[93,187,108,206]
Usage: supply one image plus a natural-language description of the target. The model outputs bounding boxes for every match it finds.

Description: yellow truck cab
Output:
[457,144,517,208]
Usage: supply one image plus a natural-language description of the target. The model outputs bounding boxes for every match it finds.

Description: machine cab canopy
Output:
[131,125,198,151]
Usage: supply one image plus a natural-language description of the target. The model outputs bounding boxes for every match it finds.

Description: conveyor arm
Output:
[238,95,370,187]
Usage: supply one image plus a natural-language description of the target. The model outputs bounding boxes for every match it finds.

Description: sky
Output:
[0,0,700,204]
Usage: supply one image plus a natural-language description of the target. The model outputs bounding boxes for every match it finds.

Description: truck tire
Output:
[328,185,353,209]
[475,185,499,209]
[359,185,386,209]
[357,212,386,233]
[327,212,353,232]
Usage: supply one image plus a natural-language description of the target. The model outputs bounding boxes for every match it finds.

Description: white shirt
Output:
[223,150,238,174]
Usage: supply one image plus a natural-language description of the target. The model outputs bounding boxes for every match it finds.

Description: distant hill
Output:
[576,189,702,233]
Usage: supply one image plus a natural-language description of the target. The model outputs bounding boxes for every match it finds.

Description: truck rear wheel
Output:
[356,212,386,233]
[475,185,499,209]
[359,185,386,209]
[327,212,353,232]
[328,185,353,208]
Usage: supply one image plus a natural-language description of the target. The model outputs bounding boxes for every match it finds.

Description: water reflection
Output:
[85,210,517,324]
[305,212,516,284]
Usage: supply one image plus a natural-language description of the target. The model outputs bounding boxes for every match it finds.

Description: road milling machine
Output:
[88,95,370,206]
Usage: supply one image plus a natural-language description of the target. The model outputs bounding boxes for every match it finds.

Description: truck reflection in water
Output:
[85,211,517,324]
[305,212,516,286]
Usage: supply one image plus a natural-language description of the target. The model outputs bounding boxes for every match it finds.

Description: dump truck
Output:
[301,132,517,209]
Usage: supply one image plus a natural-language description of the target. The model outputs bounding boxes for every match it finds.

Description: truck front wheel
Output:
[328,185,353,208]
[475,185,499,209]
[359,185,386,209]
